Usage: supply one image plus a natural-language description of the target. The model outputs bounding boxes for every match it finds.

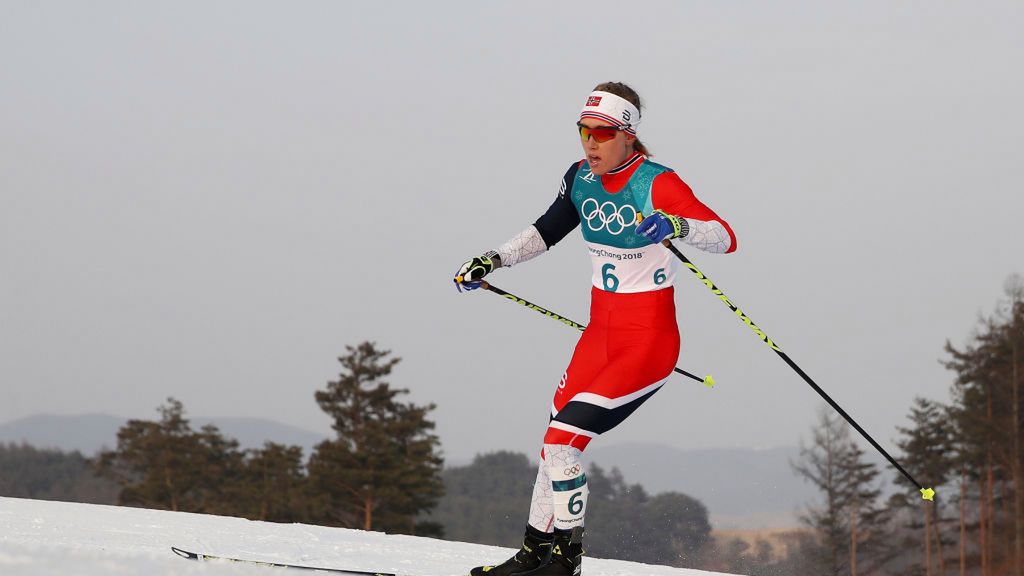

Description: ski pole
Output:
[659,239,935,501]
[478,280,715,388]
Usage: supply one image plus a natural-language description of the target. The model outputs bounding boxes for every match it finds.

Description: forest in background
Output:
[2,276,1022,575]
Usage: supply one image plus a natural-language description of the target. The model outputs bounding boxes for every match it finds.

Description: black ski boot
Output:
[515,527,583,576]
[469,525,553,576]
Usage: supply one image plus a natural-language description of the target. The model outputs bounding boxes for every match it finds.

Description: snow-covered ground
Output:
[0,497,739,576]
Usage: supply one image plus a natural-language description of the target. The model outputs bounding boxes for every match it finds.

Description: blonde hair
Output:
[593,81,651,157]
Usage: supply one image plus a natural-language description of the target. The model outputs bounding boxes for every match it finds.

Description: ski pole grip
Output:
[637,212,673,247]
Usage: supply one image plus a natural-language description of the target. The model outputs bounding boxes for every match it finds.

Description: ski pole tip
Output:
[920,487,935,501]
[703,375,715,388]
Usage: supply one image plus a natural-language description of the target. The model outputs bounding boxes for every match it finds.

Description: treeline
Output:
[426,450,823,574]
[0,442,118,504]
[0,342,753,569]
[5,274,1021,575]
[427,451,715,568]
[936,277,1024,576]
[96,398,313,522]
[2,436,773,570]
[96,342,445,535]
[783,277,1024,576]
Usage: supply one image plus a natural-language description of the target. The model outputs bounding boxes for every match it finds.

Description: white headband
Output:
[579,90,641,135]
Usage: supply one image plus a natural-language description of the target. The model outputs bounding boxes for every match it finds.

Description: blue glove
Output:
[635,209,689,243]
[454,252,500,292]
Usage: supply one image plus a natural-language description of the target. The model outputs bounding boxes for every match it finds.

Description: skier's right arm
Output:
[454,163,581,291]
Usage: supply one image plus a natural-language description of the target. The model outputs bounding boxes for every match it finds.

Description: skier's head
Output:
[578,81,651,176]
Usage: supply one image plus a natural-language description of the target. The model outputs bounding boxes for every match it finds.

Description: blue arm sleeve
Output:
[533,162,581,248]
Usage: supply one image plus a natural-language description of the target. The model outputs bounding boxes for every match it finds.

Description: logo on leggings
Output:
[558,372,567,390]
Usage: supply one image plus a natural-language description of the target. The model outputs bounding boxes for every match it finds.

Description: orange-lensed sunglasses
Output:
[577,122,628,143]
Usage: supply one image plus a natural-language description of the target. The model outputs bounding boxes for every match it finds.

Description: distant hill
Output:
[588,443,811,529]
[585,442,895,530]
[2,415,893,530]
[0,414,125,455]
[0,414,329,457]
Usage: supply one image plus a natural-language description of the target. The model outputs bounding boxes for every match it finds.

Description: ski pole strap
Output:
[661,239,935,501]
[479,281,714,388]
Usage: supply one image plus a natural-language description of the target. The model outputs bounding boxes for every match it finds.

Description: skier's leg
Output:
[543,443,588,531]
[468,336,604,576]
[544,314,680,451]
[514,443,586,576]
[528,324,606,533]
[473,325,606,576]
[521,344,677,575]
[527,458,554,533]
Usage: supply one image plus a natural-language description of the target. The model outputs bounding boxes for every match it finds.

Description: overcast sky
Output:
[2,1,1022,465]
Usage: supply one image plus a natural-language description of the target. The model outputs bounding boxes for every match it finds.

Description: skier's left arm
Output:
[453,163,581,291]
[637,171,737,254]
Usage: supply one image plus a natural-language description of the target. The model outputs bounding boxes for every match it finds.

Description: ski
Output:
[171,546,398,576]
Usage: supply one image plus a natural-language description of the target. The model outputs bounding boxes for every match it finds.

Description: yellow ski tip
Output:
[921,487,935,501]
[703,375,715,388]
[455,275,464,283]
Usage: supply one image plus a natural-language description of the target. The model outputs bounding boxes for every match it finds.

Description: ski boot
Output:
[515,527,583,576]
[469,525,553,576]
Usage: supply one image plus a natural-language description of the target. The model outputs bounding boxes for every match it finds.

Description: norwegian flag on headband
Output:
[585,95,602,107]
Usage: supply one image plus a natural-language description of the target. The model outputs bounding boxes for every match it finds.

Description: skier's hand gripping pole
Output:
[467,280,715,388]
[642,211,935,501]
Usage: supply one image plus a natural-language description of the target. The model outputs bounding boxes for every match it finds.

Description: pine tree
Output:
[842,440,886,575]
[192,423,245,515]
[232,442,309,522]
[97,398,244,513]
[307,342,444,535]
[943,276,1024,574]
[946,331,997,576]
[893,397,956,576]
[792,406,885,575]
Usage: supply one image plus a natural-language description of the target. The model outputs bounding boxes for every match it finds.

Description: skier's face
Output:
[578,118,635,176]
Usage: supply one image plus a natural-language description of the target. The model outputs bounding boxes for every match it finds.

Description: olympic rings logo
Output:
[563,464,582,477]
[581,199,636,236]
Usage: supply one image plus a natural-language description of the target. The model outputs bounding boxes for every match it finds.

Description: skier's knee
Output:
[543,444,588,530]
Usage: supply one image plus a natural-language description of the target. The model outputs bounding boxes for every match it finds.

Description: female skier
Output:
[454,82,737,576]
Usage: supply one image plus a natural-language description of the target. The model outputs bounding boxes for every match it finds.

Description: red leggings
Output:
[543,286,680,451]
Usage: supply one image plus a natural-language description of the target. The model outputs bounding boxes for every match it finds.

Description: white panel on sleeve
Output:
[682,218,732,254]
[495,225,548,267]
